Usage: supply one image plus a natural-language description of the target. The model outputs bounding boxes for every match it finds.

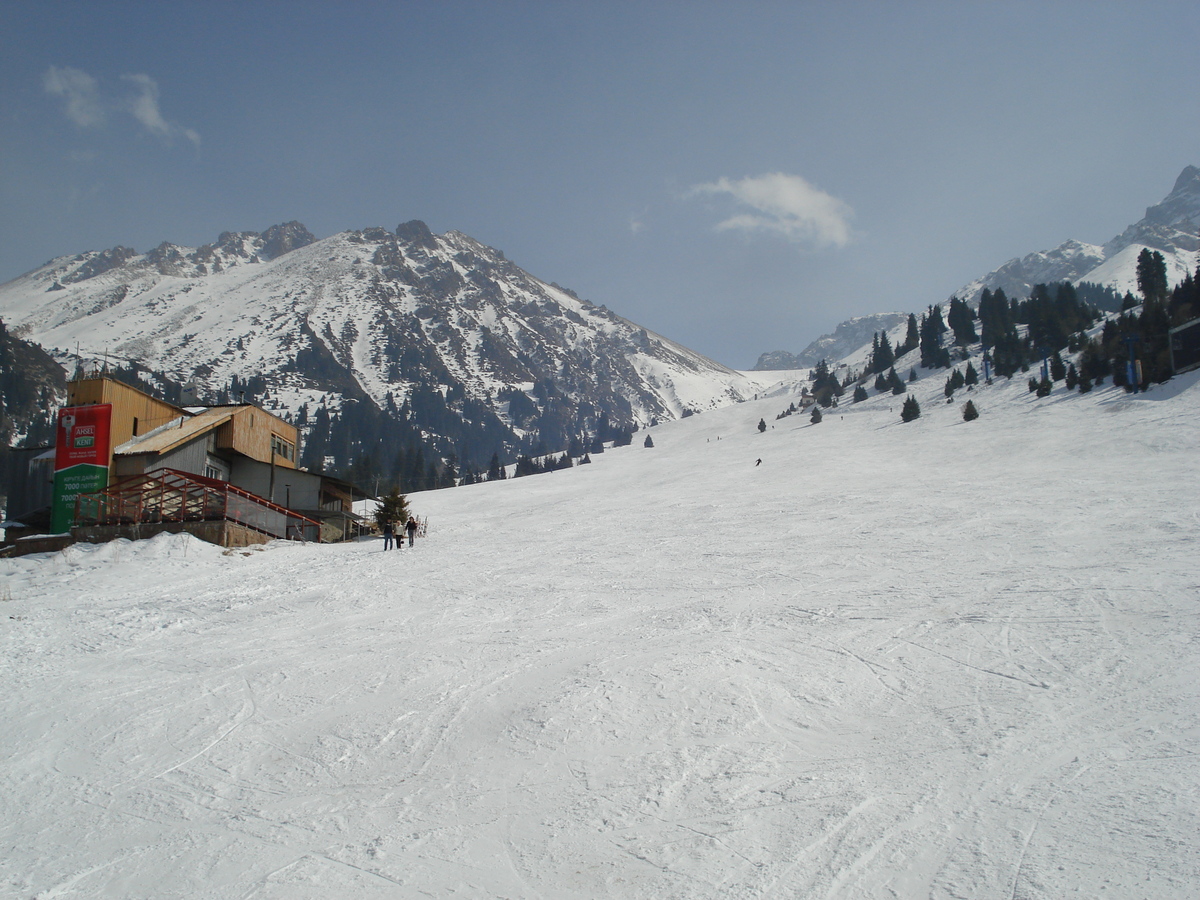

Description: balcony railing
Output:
[75,467,321,542]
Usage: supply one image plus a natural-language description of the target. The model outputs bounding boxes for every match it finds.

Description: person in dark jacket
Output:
[382,519,395,550]
[405,517,418,547]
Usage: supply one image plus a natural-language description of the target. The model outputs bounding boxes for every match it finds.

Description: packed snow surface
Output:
[3,371,1199,899]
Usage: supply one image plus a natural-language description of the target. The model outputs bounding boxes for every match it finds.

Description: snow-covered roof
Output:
[113,408,237,456]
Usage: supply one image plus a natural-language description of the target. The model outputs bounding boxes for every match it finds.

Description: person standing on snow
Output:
[405,516,418,548]
[382,519,395,550]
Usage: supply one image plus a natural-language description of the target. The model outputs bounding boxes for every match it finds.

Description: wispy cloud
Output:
[44,66,199,148]
[121,74,201,147]
[43,66,106,127]
[690,172,854,249]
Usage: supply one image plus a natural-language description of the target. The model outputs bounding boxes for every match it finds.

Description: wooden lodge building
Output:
[3,376,367,553]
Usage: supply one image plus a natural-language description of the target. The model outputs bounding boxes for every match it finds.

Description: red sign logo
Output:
[55,405,113,471]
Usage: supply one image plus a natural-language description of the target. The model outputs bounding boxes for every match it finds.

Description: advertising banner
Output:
[51,404,113,533]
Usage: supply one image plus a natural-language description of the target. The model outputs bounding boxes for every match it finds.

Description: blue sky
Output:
[2,1,1197,368]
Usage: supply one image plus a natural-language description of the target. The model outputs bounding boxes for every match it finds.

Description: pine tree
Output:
[900,395,921,422]
[810,406,823,424]
[900,313,920,356]
[1050,351,1066,382]
[876,332,894,371]
[487,452,503,481]
[947,296,978,345]
[853,384,868,403]
[1136,248,1168,304]
[920,306,951,368]
[757,418,766,433]
[644,434,654,448]
[962,400,979,421]
[374,490,410,530]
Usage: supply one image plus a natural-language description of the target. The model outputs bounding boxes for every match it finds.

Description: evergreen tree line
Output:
[1067,256,1198,392]
[856,281,1113,385]
[0,321,68,508]
[0,321,63,450]
[978,281,1106,377]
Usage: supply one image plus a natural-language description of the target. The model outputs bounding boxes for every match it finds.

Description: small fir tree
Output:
[853,384,868,403]
[900,395,921,422]
[644,434,654,448]
[962,399,979,421]
[1050,352,1067,382]
[810,406,823,424]
[1064,363,1078,391]
[374,490,410,530]
[758,418,766,433]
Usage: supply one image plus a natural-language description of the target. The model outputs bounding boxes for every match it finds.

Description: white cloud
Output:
[43,66,105,127]
[43,66,199,148]
[690,172,854,249]
[122,74,201,147]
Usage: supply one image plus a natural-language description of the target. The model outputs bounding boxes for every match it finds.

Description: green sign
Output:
[52,404,113,534]
[51,464,109,534]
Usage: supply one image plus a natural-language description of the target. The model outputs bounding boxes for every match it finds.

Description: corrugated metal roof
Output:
[113,408,237,457]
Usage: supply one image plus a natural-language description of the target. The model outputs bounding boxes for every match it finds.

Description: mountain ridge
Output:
[763,165,1200,371]
[0,220,764,471]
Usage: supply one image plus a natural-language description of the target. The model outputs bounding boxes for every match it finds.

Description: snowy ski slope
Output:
[2,369,1198,898]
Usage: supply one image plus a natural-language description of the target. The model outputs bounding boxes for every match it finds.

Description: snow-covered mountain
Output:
[754,313,908,371]
[763,165,1200,373]
[955,164,1200,303]
[0,220,760,462]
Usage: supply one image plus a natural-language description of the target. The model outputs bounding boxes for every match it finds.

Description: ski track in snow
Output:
[2,371,1199,898]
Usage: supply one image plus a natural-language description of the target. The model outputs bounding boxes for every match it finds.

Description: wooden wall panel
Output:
[215,408,298,468]
[67,378,185,466]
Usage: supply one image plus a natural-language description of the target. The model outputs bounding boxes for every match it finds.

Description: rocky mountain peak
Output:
[1170,164,1200,197]
[260,221,316,260]
[395,220,438,250]
[1104,165,1200,257]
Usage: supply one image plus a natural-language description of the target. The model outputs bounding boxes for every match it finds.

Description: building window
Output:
[205,464,224,481]
[271,434,295,462]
